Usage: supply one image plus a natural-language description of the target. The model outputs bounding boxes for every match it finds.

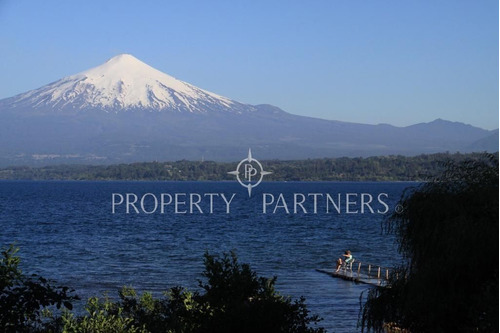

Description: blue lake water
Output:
[0,181,416,332]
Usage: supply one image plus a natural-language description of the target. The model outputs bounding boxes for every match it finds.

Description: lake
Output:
[0,180,416,332]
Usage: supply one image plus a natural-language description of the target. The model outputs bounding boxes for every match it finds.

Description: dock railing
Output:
[336,261,393,285]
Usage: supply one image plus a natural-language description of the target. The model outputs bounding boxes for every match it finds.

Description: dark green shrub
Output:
[0,244,78,332]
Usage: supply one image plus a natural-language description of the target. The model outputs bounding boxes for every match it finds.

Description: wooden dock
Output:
[316,262,392,287]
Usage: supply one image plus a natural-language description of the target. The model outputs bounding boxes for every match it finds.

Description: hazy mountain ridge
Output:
[0,54,497,166]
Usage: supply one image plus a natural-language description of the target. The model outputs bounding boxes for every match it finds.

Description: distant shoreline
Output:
[0,152,495,182]
[0,179,422,183]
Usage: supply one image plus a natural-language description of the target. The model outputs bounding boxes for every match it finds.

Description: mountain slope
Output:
[0,54,497,166]
[467,129,499,152]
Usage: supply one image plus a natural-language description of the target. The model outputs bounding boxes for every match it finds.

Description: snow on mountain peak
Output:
[10,54,235,112]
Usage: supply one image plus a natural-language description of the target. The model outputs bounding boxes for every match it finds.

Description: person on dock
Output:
[335,250,353,272]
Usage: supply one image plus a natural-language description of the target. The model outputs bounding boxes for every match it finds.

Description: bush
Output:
[62,296,147,333]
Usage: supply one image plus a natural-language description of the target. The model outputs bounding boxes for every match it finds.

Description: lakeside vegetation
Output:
[1,247,324,333]
[361,154,498,332]
[0,152,495,181]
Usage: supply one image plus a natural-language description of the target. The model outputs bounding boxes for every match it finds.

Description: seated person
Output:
[335,250,353,272]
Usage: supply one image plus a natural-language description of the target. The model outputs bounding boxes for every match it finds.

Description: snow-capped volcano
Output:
[8,54,238,112]
[0,54,496,166]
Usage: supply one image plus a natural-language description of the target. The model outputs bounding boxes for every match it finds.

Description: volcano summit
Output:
[6,54,247,114]
[0,54,496,166]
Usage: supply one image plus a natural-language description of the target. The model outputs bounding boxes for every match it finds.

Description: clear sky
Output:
[0,0,498,129]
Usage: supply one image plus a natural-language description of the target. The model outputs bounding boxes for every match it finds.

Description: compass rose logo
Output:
[228,149,272,197]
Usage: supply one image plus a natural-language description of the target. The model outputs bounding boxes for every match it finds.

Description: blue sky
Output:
[0,0,498,129]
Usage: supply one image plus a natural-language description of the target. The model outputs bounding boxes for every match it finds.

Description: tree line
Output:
[0,152,495,181]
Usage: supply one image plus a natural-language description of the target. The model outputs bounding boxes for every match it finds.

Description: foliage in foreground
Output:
[0,247,324,333]
[62,296,148,333]
[361,154,499,332]
[63,252,324,333]
[0,244,79,332]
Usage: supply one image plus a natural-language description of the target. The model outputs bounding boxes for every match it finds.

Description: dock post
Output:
[357,262,361,277]
[368,264,371,277]
[377,267,381,279]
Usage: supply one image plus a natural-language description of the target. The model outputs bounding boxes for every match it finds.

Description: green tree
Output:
[194,251,324,333]
[361,154,499,332]
[0,244,79,332]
